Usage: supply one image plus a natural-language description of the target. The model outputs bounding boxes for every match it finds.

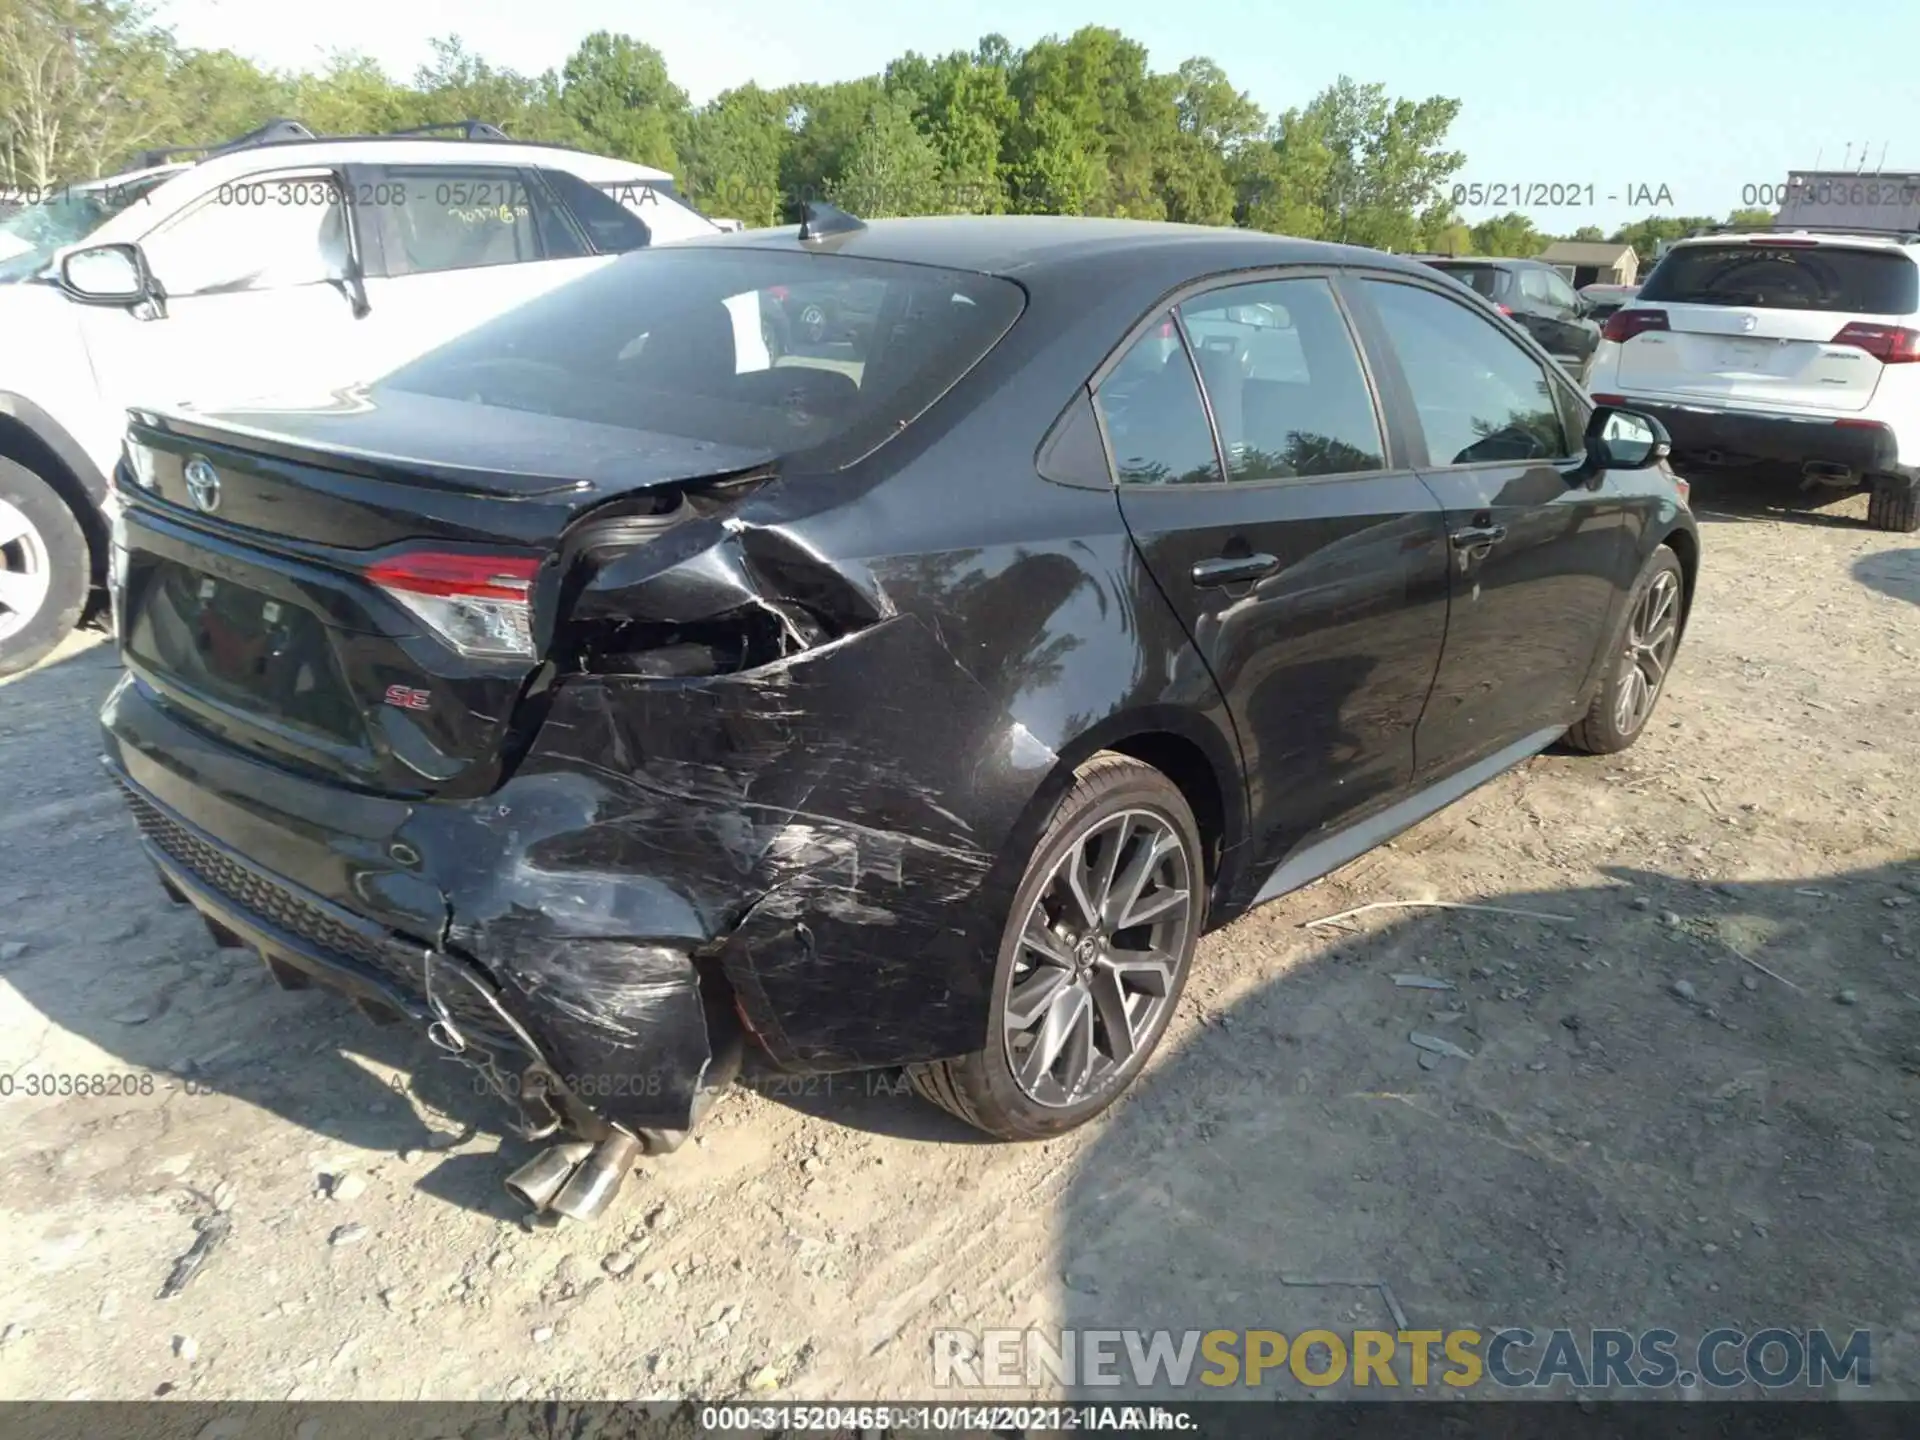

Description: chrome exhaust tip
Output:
[503,1140,594,1212]
[548,1130,643,1223]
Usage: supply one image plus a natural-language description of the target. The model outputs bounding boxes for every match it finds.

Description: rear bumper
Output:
[1621,399,1914,478]
[99,612,1021,1129]
[102,673,727,1137]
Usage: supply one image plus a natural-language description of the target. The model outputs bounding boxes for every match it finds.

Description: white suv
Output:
[1585,226,1920,532]
[0,120,727,676]
[1589,228,1920,533]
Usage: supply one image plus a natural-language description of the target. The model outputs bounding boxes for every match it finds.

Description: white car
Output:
[0,120,728,676]
[1586,225,1920,532]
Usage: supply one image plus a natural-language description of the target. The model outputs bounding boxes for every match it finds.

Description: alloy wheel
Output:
[1001,808,1194,1108]
[0,497,51,646]
[1613,568,1680,736]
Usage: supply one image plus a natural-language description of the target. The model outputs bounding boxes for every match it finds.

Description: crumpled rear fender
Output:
[435,609,1058,1129]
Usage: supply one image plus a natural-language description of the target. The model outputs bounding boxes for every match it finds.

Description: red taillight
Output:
[1495,303,1513,315]
[1603,308,1669,344]
[365,551,541,659]
[1749,237,1819,247]
[1835,417,1891,430]
[366,552,539,600]
[1830,322,1920,364]
[1591,393,1627,406]
[1670,474,1690,507]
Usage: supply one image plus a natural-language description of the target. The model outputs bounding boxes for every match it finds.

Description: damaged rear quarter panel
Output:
[448,611,1053,1072]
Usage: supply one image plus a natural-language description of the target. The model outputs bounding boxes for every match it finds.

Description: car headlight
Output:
[123,439,159,492]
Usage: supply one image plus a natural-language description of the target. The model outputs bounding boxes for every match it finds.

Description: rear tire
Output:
[1565,546,1685,756]
[0,457,88,680]
[1867,473,1920,533]
[909,752,1205,1140]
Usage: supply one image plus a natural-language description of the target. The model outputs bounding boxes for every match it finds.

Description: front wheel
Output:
[1565,546,1685,755]
[0,457,89,680]
[910,752,1205,1140]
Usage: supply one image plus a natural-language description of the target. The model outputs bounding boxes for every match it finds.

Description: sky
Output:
[157,0,1920,234]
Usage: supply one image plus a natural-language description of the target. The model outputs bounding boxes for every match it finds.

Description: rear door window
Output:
[1093,315,1225,486]
[1177,277,1386,481]
[1639,243,1920,314]
[366,166,578,277]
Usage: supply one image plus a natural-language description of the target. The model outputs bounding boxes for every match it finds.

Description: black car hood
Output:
[135,385,780,499]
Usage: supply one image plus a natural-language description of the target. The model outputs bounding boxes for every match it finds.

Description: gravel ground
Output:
[1,476,1917,1407]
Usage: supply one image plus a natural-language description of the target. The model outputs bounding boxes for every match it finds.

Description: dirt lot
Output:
[2,478,1918,1407]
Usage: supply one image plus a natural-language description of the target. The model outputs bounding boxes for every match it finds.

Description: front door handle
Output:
[1450,523,1508,550]
[1191,553,1280,588]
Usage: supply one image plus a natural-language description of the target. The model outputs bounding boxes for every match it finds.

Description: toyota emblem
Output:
[183,456,221,513]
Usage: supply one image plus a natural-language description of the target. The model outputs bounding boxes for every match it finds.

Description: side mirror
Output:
[1586,405,1670,471]
[58,242,154,307]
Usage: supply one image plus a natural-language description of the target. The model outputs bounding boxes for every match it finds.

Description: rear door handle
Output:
[1450,524,1507,550]
[1191,553,1279,588]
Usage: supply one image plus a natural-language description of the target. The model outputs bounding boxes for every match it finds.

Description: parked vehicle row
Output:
[96,210,1698,1219]
[0,119,729,678]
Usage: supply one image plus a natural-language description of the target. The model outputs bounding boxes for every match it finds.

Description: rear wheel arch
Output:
[1005,709,1246,914]
[1654,525,1698,640]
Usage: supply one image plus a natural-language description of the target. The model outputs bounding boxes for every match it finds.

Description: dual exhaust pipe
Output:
[504,1130,642,1222]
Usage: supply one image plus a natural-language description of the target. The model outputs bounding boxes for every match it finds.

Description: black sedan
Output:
[100,213,1698,1221]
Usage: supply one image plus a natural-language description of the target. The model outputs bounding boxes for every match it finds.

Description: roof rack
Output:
[123,117,517,173]
[131,118,317,169]
[1688,221,1920,243]
[386,120,512,141]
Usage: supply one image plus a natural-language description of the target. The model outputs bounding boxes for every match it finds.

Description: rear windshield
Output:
[380,246,1025,469]
[1426,264,1503,298]
[1639,243,1920,314]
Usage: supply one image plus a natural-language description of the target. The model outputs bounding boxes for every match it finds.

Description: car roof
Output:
[120,139,674,193]
[675,214,1443,288]
[1668,229,1920,253]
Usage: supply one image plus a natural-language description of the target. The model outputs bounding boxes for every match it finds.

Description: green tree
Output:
[410,35,572,142]
[1173,58,1263,153]
[558,31,686,171]
[825,93,943,218]
[1296,76,1465,249]
[681,82,788,226]
[1233,110,1333,237]
[1156,59,1263,226]
[915,51,1017,213]
[1004,103,1102,215]
[1469,211,1548,257]
[1568,224,1605,241]
[1010,27,1178,219]
[161,48,295,148]
[285,51,423,135]
[0,0,179,183]
[1726,206,1773,226]
[780,76,886,210]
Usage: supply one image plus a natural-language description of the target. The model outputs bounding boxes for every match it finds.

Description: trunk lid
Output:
[117,394,775,799]
[1619,242,1920,412]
